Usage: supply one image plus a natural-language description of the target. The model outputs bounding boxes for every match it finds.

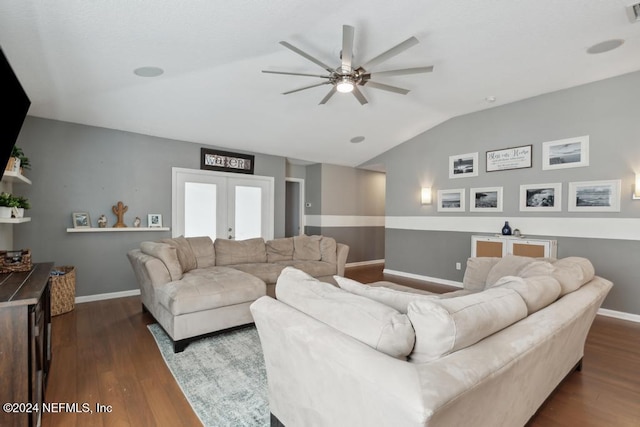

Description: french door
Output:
[172,167,274,241]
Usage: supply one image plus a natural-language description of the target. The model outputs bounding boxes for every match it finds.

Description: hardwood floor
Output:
[40,264,639,426]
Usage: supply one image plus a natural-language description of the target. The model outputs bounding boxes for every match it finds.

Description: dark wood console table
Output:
[0,262,54,427]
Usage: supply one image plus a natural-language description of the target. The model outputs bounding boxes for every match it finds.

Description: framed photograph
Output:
[568,180,621,212]
[470,187,503,212]
[449,152,478,179]
[72,212,91,228]
[437,188,466,212]
[542,135,589,170]
[486,145,532,172]
[519,183,562,212]
[148,214,163,227]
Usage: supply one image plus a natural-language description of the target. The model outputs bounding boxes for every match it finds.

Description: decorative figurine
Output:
[112,201,128,228]
[97,214,107,228]
[133,216,141,228]
[501,221,512,236]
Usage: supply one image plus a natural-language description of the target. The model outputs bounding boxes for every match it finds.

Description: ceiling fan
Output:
[262,25,434,105]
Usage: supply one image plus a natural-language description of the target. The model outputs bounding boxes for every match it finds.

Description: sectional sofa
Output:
[251,255,612,427]
[128,234,348,351]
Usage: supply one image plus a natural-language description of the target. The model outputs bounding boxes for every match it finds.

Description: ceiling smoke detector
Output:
[627,3,640,22]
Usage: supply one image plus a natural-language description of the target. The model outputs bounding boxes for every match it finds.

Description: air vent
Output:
[627,3,640,22]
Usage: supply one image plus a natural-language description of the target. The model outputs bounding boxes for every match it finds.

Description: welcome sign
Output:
[200,148,255,174]
[486,145,532,172]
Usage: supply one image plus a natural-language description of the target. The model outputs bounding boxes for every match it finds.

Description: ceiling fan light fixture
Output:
[336,76,355,93]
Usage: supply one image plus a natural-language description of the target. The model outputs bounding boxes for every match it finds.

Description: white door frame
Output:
[285,177,305,236]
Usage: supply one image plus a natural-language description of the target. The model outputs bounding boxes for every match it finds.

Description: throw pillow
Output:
[320,237,337,264]
[276,267,415,359]
[551,257,595,296]
[463,257,501,291]
[335,276,438,314]
[161,236,197,273]
[407,287,527,363]
[485,256,553,287]
[186,236,216,268]
[266,237,294,262]
[140,241,183,281]
[489,275,561,314]
[293,235,322,261]
[214,237,267,266]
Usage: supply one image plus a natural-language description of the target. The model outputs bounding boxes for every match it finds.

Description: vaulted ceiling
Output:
[1,0,639,167]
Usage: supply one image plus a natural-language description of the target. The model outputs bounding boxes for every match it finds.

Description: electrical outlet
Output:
[455,262,461,270]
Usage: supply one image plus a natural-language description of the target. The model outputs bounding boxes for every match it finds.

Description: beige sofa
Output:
[251,256,612,427]
[127,235,348,352]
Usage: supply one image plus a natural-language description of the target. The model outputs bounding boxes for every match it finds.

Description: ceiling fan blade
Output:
[282,81,331,95]
[262,70,331,79]
[341,25,355,71]
[359,36,419,71]
[364,81,410,95]
[279,41,334,73]
[352,86,368,105]
[369,66,433,78]
[319,87,337,105]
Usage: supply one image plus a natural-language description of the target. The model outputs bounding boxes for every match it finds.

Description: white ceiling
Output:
[1,0,639,168]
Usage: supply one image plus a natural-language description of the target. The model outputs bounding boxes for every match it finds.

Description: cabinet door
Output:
[510,240,548,258]
[472,236,505,257]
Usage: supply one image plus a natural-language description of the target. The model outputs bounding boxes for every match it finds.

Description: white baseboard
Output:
[75,289,140,304]
[597,308,640,323]
[346,259,385,268]
[383,268,464,288]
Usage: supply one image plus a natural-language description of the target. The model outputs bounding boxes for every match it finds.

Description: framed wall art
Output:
[201,148,255,175]
[72,212,91,228]
[519,183,562,212]
[470,187,503,212]
[449,152,478,179]
[568,179,621,212]
[542,135,589,170]
[486,145,532,172]
[437,188,466,212]
[148,213,163,227]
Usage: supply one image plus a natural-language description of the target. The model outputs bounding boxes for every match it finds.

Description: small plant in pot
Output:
[0,192,16,218]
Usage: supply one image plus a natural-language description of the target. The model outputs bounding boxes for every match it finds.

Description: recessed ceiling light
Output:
[350,136,365,143]
[586,39,624,54]
[134,66,164,77]
[485,96,496,103]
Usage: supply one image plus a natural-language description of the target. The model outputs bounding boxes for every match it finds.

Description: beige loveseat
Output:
[251,256,612,427]
[128,235,348,352]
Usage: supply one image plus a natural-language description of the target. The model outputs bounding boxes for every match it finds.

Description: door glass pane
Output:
[185,182,217,239]
[235,186,261,240]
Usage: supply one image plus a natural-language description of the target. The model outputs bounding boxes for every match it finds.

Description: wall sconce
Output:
[634,174,640,200]
[421,187,432,205]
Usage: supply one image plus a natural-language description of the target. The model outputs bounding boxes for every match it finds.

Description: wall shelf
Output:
[2,171,32,185]
[66,227,170,233]
[0,217,31,224]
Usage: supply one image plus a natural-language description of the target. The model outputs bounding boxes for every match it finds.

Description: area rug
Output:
[148,324,269,427]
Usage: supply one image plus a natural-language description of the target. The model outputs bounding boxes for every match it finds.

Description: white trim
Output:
[385,216,640,241]
[306,215,385,228]
[383,268,464,288]
[597,308,640,323]
[346,259,385,268]
[76,289,140,304]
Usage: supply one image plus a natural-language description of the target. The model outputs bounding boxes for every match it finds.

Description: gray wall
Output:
[305,164,385,263]
[371,70,640,315]
[13,117,287,297]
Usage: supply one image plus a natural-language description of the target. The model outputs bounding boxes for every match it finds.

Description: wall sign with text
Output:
[200,148,255,174]
[486,145,532,172]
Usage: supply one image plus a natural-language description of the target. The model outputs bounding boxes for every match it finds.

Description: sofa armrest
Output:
[127,249,172,308]
[336,243,349,276]
[250,296,426,427]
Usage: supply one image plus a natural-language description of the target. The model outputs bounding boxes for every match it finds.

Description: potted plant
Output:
[0,192,16,218]
[14,195,30,218]
[5,146,29,174]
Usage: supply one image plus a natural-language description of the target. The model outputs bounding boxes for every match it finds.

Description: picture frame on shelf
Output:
[542,135,589,170]
[449,152,478,179]
[519,183,562,212]
[437,188,466,212]
[568,179,621,212]
[470,187,503,212]
[148,214,163,227]
[72,212,91,228]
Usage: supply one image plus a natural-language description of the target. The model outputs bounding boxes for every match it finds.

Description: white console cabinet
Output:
[471,235,557,258]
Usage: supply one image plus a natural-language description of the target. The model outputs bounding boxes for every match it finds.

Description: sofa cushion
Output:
[463,257,501,291]
[140,241,183,281]
[229,263,285,285]
[186,236,216,268]
[320,237,337,264]
[275,260,336,278]
[215,237,267,266]
[293,235,322,261]
[485,256,554,287]
[552,257,595,296]
[156,267,266,315]
[161,236,197,273]
[336,276,439,314]
[407,287,527,363]
[276,267,415,359]
[266,237,294,262]
[489,275,562,314]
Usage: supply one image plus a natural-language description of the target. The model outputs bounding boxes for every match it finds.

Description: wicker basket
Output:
[0,249,32,273]
[51,266,76,316]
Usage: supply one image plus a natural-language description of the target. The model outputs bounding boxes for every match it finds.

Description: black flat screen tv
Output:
[0,46,31,179]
